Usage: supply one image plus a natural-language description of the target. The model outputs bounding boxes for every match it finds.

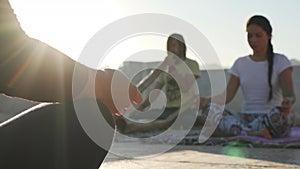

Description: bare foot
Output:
[261,128,272,139]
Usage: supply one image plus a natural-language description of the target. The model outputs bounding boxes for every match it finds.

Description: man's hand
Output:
[95,69,142,116]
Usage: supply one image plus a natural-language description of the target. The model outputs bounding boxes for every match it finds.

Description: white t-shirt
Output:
[228,53,292,114]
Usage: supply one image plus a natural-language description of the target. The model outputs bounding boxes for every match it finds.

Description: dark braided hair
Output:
[247,15,274,101]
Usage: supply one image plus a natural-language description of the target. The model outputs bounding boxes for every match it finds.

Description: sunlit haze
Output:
[9,0,300,69]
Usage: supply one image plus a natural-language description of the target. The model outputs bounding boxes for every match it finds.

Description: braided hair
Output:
[247,15,274,101]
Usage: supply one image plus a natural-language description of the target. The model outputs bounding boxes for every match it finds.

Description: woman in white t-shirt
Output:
[199,15,296,139]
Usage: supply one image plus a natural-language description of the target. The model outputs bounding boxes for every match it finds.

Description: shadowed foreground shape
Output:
[0,100,115,169]
[0,1,116,168]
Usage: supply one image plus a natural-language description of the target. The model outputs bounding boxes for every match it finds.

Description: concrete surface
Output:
[100,141,300,169]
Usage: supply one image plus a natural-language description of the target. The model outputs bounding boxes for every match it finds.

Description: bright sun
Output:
[8,0,203,69]
[9,0,124,67]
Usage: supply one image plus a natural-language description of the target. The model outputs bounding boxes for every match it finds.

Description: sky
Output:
[9,0,300,69]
